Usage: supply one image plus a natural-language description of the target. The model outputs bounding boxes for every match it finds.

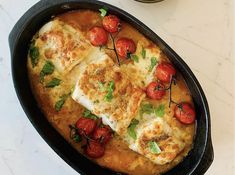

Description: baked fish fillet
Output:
[72,50,145,136]
[35,19,94,73]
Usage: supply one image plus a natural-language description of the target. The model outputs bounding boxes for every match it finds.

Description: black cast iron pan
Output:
[9,0,213,174]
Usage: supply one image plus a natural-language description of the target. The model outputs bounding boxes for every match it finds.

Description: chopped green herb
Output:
[148,141,161,154]
[98,81,105,92]
[99,8,108,17]
[131,54,139,63]
[140,103,154,117]
[140,103,164,118]
[45,78,61,88]
[55,94,70,111]
[128,119,139,140]
[104,81,115,102]
[40,61,55,82]
[83,109,98,120]
[141,47,146,59]
[155,105,165,117]
[29,45,40,67]
[149,57,158,72]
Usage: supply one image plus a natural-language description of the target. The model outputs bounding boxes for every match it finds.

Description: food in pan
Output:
[27,8,196,175]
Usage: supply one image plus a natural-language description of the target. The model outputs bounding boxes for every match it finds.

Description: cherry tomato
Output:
[88,26,108,46]
[93,127,112,144]
[146,82,166,100]
[85,140,105,158]
[174,103,196,124]
[102,15,120,33]
[116,38,136,58]
[76,117,97,136]
[155,62,176,83]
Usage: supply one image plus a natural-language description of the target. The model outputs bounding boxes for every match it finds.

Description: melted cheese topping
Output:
[129,117,185,165]
[72,50,145,135]
[36,19,94,73]
[120,41,161,87]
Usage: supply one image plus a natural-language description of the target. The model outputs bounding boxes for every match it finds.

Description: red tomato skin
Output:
[85,140,105,158]
[116,38,136,58]
[174,103,196,124]
[93,127,112,144]
[146,82,166,100]
[76,117,97,136]
[88,26,108,46]
[102,15,120,33]
[155,63,176,83]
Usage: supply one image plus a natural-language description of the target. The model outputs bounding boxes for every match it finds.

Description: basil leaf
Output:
[29,45,39,67]
[83,109,98,120]
[55,94,69,111]
[99,8,108,17]
[155,105,165,117]
[40,61,55,82]
[140,103,164,118]
[104,81,115,102]
[149,57,158,72]
[128,119,139,140]
[45,78,61,88]
[148,141,161,154]
[140,103,154,117]
[131,54,139,63]
[55,98,65,111]
[141,47,146,59]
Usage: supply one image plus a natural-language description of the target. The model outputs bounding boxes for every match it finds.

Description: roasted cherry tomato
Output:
[76,117,97,136]
[116,38,136,58]
[174,103,196,124]
[146,82,166,100]
[85,140,105,158]
[88,26,108,46]
[155,62,176,83]
[93,126,112,144]
[102,15,120,33]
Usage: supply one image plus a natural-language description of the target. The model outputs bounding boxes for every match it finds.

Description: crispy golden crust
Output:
[36,19,93,73]
[74,55,145,135]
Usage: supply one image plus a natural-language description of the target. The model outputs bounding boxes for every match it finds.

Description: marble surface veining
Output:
[0,0,234,175]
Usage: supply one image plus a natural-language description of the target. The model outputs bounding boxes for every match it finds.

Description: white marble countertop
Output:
[0,0,234,174]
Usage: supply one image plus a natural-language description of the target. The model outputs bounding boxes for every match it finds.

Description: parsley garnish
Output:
[55,93,70,111]
[104,81,115,102]
[155,105,165,117]
[149,57,158,72]
[128,119,139,140]
[83,109,98,120]
[141,47,146,59]
[29,44,39,67]
[99,8,108,17]
[40,61,55,82]
[45,78,61,88]
[131,54,139,63]
[148,141,161,154]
